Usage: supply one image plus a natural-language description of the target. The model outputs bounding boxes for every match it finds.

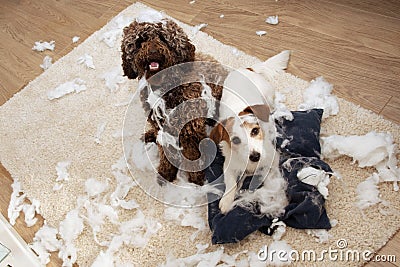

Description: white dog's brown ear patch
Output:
[209,119,231,145]
[239,104,270,122]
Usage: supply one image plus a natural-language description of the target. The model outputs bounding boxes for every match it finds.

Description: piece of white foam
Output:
[32,40,55,52]
[266,15,279,25]
[298,76,339,119]
[77,53,95,69]
[256,30,267,36]
[101,67,126,92]
[40,55,53,70]
[47,78,87,100]
[297,167,331,199]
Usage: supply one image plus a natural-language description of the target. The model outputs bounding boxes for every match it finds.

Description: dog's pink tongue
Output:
[149,62,159,71]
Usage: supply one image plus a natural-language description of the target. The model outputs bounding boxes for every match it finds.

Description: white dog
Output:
[210,51,290,215]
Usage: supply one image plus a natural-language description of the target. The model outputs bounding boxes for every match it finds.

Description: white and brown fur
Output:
[210,51,290,215]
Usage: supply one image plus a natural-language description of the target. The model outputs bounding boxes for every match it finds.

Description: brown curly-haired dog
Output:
[121,18,227,185]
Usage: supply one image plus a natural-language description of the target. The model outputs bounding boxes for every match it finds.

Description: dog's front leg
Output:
[157,143,178,183]
[219,168,239,214]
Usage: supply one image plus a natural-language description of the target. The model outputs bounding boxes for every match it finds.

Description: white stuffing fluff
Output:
[189,0,196,4]
[200,77,217,118]
[40,55,53,70]
[119,199,139,210]
[356,173,386,210]
[135,9,164,23]
[196,243,209,254]
[101,67,126,92]
[220,14,225,18]
[248,251,267,267]
[77,53,96,69]
[72,36,80,43]
[8,179,41,227]
[91,251,115,267]
[297,167,331,199]
[58,209,84,267]
[321,131,400,191]
[330,219,338,227]
[233,168,288,218]
[109,173,135,206]
[53,161,71,190]
[298,76,339,119]
[100,15,133,48]
[147,88,167,128]
[306,229,332,243]
[191,23,208,36]
[266,15,279,25]
[163,180,207,238]
[56,161,71,182]
[271,219,286,241]
[85,178,109,197]
[8,179,26,225]
[47,78,87,100]
[30,224,62,265]
[157,129,182,151]
[32,40,55,52]
[131,141,160,172]
[22,199,40,227]
[256,30,267,36]
[94,210,161,250]
[94,121,107,144]
[272,92,294,121]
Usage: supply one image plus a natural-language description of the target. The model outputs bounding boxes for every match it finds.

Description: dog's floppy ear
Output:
[209,121,230,145]
[121,49,138,79]
[121,23,139,79]
[239,104,270,122]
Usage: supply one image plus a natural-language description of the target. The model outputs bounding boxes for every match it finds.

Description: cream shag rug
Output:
[0,2,399,267]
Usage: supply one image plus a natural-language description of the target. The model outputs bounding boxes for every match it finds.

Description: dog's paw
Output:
[219,194,235,214]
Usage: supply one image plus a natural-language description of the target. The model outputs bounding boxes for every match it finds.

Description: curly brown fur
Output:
[121,18,227,185]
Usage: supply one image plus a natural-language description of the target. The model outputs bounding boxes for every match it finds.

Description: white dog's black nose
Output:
[249,152,261,162]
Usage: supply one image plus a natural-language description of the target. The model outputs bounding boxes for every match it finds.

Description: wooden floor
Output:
[0,0,399,266]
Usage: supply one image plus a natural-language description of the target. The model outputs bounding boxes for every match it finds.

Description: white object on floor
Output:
[40,55,52,71]
[47,78,87,100]
[297,167,331,199]
[256,30,267,36]
[298,76,339,119]
[32,41,55,52]
[0,213,41,267]
[266,15,279,25]
[77,53,96,69]
[72,36,80,43]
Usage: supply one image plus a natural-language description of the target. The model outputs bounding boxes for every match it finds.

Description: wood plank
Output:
[190,4,396,115]
[218,0,287,16]
[326,0,400,20]
[139,0,208,24]
[282,0,400,57]
[381,96,400,124]
[0,37,43,105]
[220,0,400,57]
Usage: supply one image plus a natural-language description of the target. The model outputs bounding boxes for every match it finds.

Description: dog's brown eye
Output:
[232,136,241,145]
[251,127,260,136]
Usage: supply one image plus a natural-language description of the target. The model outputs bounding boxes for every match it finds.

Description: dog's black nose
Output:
[249,152,260,162]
